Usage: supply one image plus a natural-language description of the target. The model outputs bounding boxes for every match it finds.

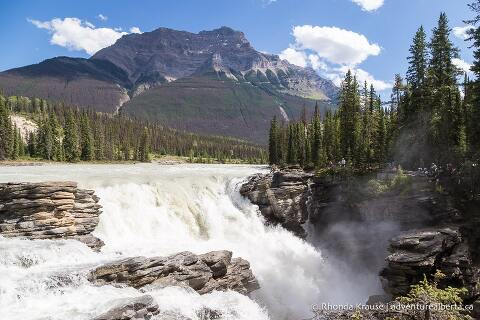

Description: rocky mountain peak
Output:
[90,26,337,100]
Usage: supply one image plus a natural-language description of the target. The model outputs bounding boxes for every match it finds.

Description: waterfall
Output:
[0,164,336,320]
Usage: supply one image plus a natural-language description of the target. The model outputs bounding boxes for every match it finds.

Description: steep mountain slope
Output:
[121,76,329,143]
[0,57,130,113]
[0,26,338,142]
[91,27,337,100]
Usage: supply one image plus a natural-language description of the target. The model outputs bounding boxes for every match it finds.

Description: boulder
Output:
[93,295,222,320]
[93,295,159,320]
[380,227,479,301]
[89,250,259,295]
[240,168,313,237]
[0,182,103,250]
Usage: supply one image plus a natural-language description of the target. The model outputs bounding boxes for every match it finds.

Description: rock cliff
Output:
[0,181,103,250]
[241,168,480,311]
[240,167,313,237]
[380,227,480,303]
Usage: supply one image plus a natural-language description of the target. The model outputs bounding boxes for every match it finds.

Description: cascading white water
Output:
[0,164,353,320]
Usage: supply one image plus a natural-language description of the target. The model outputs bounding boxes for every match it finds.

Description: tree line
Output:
[269,8,480,170]
[269,76,393,168]
[0,95,266,163]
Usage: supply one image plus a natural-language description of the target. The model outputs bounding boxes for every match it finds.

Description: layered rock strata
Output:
[0,182,103,250]
[89,250,259,295]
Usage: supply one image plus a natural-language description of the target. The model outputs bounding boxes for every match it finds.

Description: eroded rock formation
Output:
[380,227,480,302]
[0,181,103,250]
[242,167,480,310]
[240,167,313,237]
[89,250,259,295]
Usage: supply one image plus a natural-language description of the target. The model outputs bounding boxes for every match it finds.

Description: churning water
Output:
[0,164,366,320]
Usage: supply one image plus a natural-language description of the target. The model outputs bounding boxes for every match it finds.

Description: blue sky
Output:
[0,0,474,95]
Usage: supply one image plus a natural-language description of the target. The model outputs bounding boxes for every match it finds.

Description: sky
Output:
[0,0,475,96]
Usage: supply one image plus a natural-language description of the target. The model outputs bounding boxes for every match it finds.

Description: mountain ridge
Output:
[0,26,338,142]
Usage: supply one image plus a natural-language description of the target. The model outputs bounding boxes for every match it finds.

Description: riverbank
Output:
[0,154,265,166]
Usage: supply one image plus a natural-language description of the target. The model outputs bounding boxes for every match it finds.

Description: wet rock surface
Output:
[93,295,160,320]
[240,167,313,237]
[0,182,103,250]
[93,294,223,320]
[89,250,259,295]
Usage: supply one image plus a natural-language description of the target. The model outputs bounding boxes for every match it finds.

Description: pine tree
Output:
[429,13,460,88]
[375,98,387,163]
[27,131,36,157]
[11,125,20,160]
[63,111,80,162]
[38,116,53,160]
[428,13,462,162]
[465,0,480,157]
[339,70,361,163]
[80,113,94,161]
[139,127,150,162]
[287,124,296,164]
[407,26,429,112]
[0,102,12,159]
[297,122,306,167]
[48,112,62,161]
[268,116,279,165]
[311,102,322,167]
[94,126,106,161]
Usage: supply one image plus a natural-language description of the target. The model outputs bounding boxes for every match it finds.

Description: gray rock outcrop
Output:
[0,181,103,250]
[94,295,160,320]
[89,250,259,295]
[380,227,479,302]
[93,295,223,320]
[240,167,313,237]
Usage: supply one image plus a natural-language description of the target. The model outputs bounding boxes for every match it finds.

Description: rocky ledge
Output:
[0,182,103,250]
[89,250,259,295]
[381,227,479,302]
[240,167,313,237]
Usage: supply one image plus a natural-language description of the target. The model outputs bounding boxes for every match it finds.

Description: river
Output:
[0,163,363,320]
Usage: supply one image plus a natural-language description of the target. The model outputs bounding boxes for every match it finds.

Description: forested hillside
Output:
[269,11,480,174]
[0,95,266,163]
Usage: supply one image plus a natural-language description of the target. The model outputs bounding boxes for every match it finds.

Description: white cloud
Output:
[279,47,308,67]
[28,17,142,55]
[97,14,108,21]
[453,25,473,40]
[292,25,381,65]
[453,58,472,73]
[308,54,328,71]
[338,66,392,90]
[280,25,390,92]
[351,0,384,11]
[129,27,142,34]
[315,65,391,91]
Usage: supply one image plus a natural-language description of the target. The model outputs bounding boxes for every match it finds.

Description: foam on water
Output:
[0,164,334,320]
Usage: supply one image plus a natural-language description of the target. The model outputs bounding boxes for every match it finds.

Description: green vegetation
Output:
[0,94,266,163]
[269,8,480,174]
[393,270,472,320]
[122,76,331,144]
[268,78,391,169]
[366,167,413,196]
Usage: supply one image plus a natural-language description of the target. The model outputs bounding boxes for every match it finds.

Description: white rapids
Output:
[0,164,358,320]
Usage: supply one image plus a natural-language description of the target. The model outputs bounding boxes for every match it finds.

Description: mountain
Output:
[0,26,338,143]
